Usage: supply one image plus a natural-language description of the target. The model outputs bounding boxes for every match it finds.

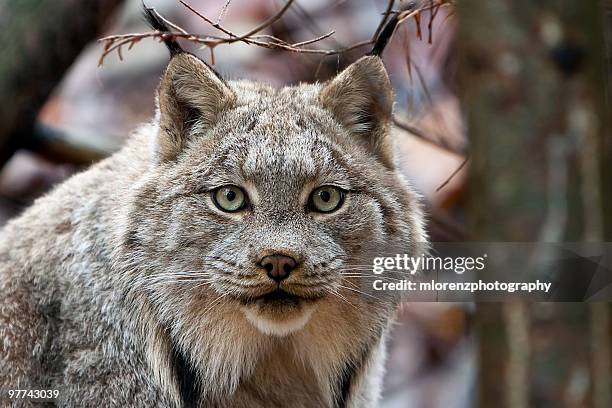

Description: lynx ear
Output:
[319,56,394,168]
[156,53,235,162]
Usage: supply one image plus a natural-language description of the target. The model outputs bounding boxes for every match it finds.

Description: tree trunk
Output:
[0,0,124,167]
[458,0,611,406]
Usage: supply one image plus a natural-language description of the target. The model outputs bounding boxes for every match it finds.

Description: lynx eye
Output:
[212,185,247,212]
[308,186,345,213]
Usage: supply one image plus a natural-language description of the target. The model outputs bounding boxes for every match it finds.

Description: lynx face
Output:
[123,54,426,337]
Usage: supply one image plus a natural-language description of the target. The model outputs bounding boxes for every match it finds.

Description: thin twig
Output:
[435,155,469,192]
[291,31,335,47]
[428,2,441,44]
[393,116,464,156]
[216,0,233,24]
[236,0,295,41]
[179,1,235,38]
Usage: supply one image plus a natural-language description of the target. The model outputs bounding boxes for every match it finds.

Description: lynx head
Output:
[122,52,426,340]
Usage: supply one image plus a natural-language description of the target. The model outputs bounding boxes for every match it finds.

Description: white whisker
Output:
[336,284,380,301]
[326,288,359,311]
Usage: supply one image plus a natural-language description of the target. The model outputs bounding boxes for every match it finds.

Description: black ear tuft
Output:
[369,14,399,57]
[369,1,417,57]
[143,4,183,56]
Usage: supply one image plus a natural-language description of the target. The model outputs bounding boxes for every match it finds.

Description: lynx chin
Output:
[0,9,427,408]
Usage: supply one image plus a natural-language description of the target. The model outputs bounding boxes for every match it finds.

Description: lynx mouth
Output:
[239,288,324,306]
[260,288,326,303]
[260,289,299,302]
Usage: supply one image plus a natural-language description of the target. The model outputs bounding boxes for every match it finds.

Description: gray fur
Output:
[0,55,427,407]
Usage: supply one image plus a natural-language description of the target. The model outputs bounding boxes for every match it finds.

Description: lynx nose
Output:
[259,254,297,282]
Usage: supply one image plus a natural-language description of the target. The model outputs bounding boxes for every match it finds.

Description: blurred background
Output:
[1,0,611,407]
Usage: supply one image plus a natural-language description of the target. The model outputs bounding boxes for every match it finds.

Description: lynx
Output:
[0,9,426,408]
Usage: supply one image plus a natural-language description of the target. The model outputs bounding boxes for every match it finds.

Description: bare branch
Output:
[98,0,454,66]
